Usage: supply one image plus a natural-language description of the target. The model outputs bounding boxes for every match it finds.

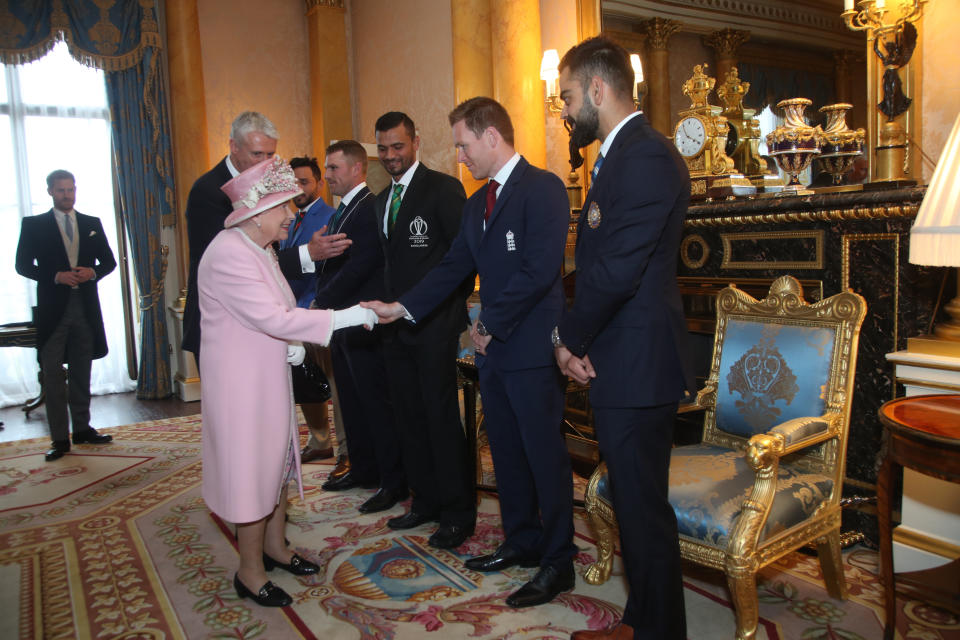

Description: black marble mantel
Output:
[677,186,943,543]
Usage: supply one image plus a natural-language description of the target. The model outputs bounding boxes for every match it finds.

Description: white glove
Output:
[286,343,306,365]
[333,304,379,331]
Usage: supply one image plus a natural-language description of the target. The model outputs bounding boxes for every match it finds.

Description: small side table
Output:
[877,394,960,640]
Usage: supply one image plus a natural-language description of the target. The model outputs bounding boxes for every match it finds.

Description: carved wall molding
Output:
[603,0,860,50]
[304,0,345,11]
[684,204,919,228]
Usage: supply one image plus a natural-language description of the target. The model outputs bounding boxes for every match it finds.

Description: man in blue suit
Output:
[364,97,576,607]
[274,156,348,468]
[555,37,692,640]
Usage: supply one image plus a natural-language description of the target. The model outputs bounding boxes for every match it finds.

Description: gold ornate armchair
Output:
[583,276,867,640]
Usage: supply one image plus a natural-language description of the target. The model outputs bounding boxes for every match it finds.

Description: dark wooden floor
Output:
[0,393,200,444]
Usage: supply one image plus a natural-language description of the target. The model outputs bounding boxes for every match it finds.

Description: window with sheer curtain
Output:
[1,42,136,408]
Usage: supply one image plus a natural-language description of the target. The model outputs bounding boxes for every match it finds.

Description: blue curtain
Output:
[1,1,174,398]
[738,62,835,123]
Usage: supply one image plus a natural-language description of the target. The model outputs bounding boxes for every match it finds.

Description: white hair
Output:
[230,111,278,142]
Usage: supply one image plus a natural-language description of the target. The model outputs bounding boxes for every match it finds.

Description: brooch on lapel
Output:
[506,230,516,251]
[587,202,601,229]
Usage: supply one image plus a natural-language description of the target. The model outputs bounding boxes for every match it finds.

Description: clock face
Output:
[674,116,707,158]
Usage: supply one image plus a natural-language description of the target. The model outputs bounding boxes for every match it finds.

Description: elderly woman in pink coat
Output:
[199,156,376,608]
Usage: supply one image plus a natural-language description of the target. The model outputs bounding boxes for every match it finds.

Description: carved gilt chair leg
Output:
[816,528,848,600]
[726,572,760,640]
[583,509,615,585]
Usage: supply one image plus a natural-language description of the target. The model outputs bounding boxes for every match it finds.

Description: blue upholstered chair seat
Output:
[593,444,834,548]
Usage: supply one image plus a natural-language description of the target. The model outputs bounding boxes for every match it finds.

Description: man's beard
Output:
[567,100,600,149]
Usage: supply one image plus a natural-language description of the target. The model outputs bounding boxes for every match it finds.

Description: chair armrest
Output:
[745,412,842,470]
[694,381,717,410]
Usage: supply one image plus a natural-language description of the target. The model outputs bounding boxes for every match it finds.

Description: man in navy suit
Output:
[273,156,349,469]
[315,140,405,513]
[555,37,692,640]
[183,111,281,363]
[15,170,117,461]
[364,98,576,606]
[372,111,475,548]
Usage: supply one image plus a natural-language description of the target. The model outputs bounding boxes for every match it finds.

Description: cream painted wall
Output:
[540,0,580,182]
[195,0,311,165]
[349,0,458,178]
[920,0,960,183]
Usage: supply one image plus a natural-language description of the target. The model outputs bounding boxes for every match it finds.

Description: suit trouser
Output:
[303,344,347,456]
[329,327,404,491]
[40,291,94,443]
[593,403,686,640]
[383,335,475,528]
[477,363,576,568]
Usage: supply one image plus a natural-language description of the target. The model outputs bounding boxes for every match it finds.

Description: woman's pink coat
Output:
[198,228,333,523]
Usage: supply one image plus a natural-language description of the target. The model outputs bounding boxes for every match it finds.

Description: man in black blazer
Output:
[372,111,474,546]
[182,111,278,363]
[315,140,405,513]
[555,37,692,640]
[15,170,117,461]
[364,98,576,608]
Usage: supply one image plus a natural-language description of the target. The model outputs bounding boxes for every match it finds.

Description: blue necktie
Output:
[591,153,605,181]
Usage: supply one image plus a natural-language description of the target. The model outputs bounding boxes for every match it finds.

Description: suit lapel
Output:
[389,164,427,247]
[42,210,71,266]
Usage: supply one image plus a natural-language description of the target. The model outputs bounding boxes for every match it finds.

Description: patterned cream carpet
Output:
[0,414,956,639]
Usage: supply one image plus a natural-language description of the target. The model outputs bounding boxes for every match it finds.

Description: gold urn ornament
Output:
[673,64,755,200]
[766,98,822,195]
[716,67,767,187]
[817,103,865,188]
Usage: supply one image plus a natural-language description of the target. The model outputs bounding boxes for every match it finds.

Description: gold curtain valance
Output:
[0,0,162,71]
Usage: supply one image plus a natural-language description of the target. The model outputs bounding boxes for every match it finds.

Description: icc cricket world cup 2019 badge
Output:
[506,230,516,251]
[587,202,601,229]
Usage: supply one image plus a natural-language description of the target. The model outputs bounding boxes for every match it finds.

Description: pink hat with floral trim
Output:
[221,156,302,228]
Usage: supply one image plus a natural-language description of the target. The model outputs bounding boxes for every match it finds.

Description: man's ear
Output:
[485,126,499,148]
[590,76,604,105]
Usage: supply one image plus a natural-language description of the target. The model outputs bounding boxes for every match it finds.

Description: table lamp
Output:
[908,112,960,356]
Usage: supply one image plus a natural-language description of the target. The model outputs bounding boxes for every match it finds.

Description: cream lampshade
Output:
[908,112,960,354]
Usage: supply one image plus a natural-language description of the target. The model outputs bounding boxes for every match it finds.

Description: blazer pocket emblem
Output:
[505,230,516,251]
[587,202,601,229]
[89,230,97,236]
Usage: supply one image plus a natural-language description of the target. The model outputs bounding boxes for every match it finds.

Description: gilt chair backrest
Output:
[700,276,866,476]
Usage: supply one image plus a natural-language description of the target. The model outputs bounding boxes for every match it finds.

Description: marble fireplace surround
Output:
[676,186,934,543]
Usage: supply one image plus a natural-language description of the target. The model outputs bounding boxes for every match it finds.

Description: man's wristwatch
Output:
[551,326,565,349]
[476,320,489,336]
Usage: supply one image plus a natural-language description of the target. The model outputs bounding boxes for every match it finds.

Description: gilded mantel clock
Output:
[716,67,767,188]
[673,64,755,200]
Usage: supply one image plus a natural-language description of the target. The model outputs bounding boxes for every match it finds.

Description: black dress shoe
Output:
[45,440,70,462]
[428,523,474,549]
[465,544,540,572]
[263,552,319,576]
[233,573,292,607]
[505,564,576,608]
[358,487,407,514]
[300,446,334,464]
[322,470,360,491]
[387,510,438,530]
[72,429,113,445]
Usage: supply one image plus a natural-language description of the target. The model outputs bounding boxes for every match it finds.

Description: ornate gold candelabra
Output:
[841,0,924,182]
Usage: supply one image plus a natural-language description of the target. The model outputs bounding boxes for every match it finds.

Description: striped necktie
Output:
[388,183,404,234]
[327,202,346,233]
[591,153,605,181]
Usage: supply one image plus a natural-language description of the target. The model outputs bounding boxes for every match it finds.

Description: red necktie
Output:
[485,179,499,222]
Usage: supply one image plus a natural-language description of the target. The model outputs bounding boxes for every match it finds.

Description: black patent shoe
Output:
[233,573,292,607]
[505,564,575,608]
[263,552,319,576]
[465,544,540,572]
[72,428,113,445]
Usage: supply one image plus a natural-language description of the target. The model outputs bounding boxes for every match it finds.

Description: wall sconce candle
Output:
[540,49,563,114]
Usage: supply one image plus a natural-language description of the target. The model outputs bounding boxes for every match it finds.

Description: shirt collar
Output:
[225,155,240,178]
[600,110,642,158]
[53,207,75,220]
[491,152,522,189]
[393,160,420,190]
[340,181,367,207]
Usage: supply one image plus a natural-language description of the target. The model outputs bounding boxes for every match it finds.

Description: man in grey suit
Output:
[15,170,117,461]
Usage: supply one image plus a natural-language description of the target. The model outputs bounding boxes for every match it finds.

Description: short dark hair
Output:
[375,111,416,139]
[325,140,368,173]
[447,97,514,146]
[46,169,75,188]
[289,156,322,182]
[559,36,634,101]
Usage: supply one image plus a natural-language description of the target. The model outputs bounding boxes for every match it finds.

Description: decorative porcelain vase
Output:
[818,103,866,185]
[766,98,821,191]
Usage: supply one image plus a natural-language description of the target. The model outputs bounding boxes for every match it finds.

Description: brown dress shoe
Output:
[570,622,634,640]
[328,454,350,480]
[300,446,334,464]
